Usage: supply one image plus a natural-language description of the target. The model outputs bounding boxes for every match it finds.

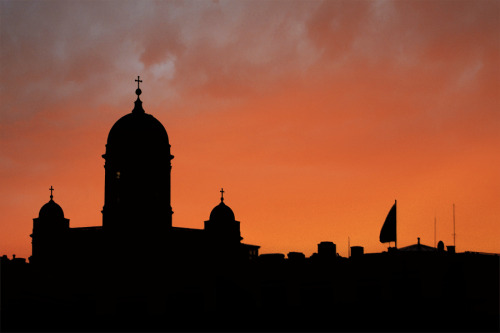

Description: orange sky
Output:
[1,0,499,259]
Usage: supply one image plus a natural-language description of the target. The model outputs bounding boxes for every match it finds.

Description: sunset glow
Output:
[1,0,499,259]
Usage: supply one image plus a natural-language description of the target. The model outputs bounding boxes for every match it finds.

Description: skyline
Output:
[1,0,499,259]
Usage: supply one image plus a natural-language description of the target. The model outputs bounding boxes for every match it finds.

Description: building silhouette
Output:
[1,80,499,332]
[30,82,259,272]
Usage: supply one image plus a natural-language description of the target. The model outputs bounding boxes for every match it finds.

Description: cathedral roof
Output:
[106,85,169,151]
[209,189,236,222]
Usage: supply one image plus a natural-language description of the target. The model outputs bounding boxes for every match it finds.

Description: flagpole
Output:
[395,199,397,249]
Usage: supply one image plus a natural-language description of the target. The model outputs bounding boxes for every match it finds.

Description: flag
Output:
[380,200,397,244]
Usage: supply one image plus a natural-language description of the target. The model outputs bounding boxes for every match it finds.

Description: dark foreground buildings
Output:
[1,84,499,332]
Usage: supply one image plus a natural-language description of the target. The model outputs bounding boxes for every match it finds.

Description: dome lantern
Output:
[132,76,145,114]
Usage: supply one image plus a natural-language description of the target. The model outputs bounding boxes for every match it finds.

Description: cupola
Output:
[38,187,65,220]
[33,186,69,233]
[209,188,236,222]
[204,189,242,242]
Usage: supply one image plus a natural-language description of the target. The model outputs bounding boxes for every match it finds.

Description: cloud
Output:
[2,0,498,170]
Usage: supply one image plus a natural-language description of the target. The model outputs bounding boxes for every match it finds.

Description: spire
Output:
[132,75,145,114]
[220,188,224,202]
[49,186,54,201]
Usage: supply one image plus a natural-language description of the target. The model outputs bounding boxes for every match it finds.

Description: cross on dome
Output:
[135,76,143,97]
[49,186,54,200]
[220,188,224,202]
[135,76,142,89]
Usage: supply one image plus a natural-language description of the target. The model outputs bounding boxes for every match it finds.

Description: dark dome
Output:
[106,99,169,149]
[209,201,235,222]
[39,199,65,219]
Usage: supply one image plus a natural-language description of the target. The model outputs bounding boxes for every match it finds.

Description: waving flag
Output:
[380,200,397,245]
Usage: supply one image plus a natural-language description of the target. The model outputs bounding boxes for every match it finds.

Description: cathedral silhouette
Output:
[1,79,498,332]
[30,78,259,271]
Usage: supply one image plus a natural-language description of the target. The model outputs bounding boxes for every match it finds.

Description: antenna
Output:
[453,203,456,249]
[434,214,437,248]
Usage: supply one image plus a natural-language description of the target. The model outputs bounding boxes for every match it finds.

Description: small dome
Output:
[39,199,65,220]
[209,201,235,222]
